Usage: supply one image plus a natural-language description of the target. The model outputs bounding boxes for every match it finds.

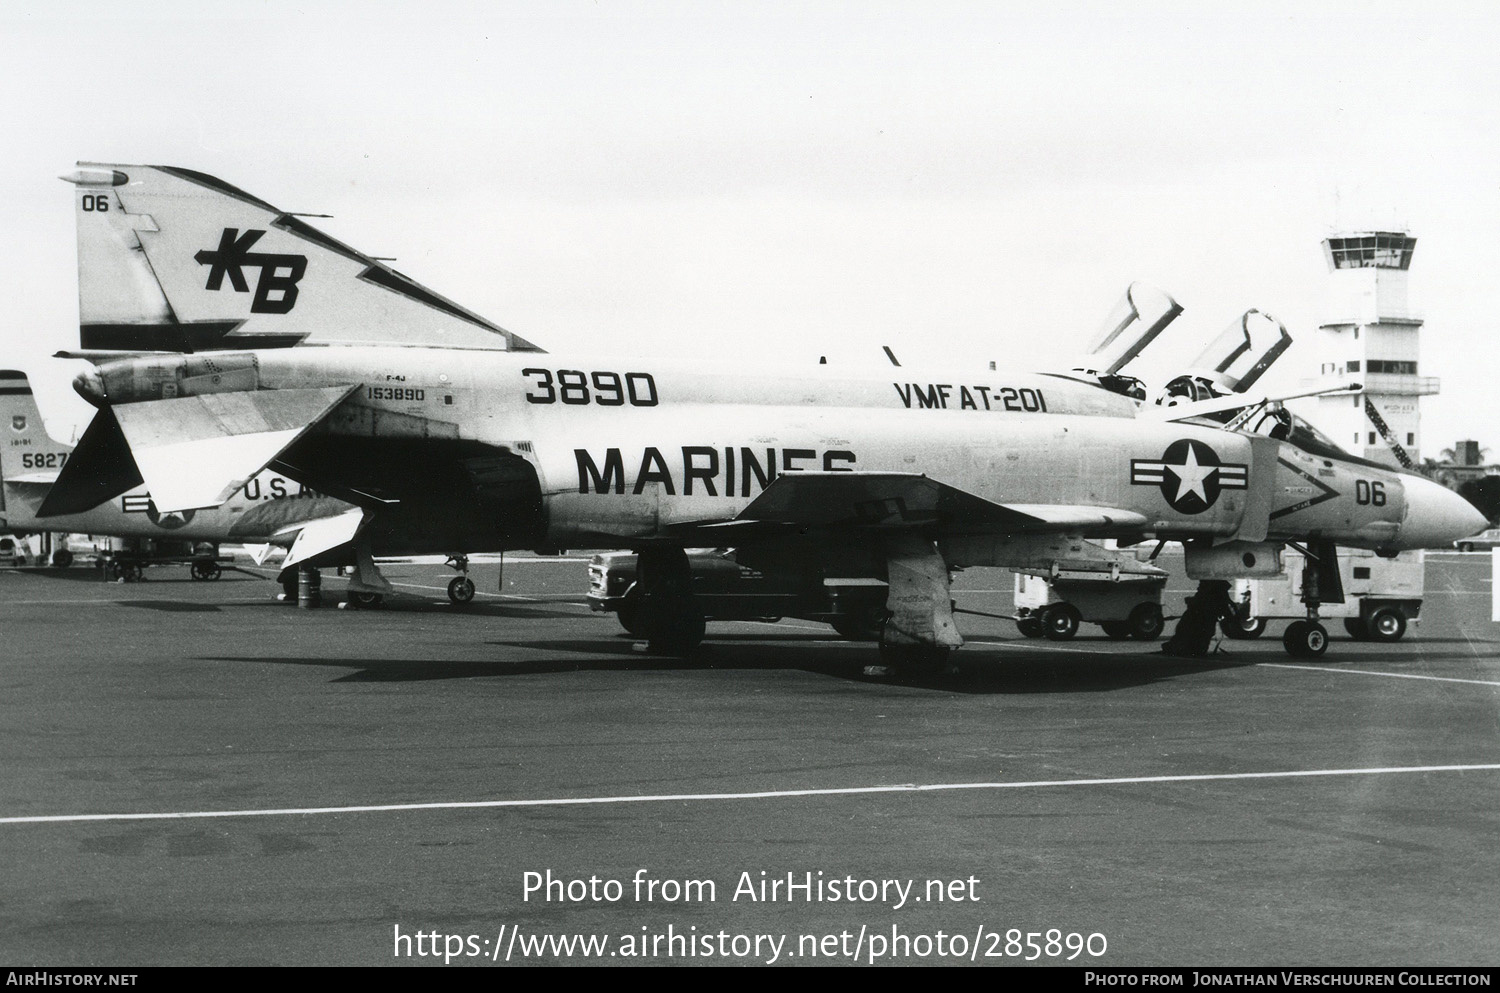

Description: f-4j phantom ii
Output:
[41,163,1486,672]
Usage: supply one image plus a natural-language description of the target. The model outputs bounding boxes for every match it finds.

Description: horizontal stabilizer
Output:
[37,407,143,517]
[112,386,354,514]
[733,471,1147,536]
[279,507,367,570]
[7,472,61,486]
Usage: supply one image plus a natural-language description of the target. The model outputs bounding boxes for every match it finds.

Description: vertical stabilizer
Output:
[63,163,544,354]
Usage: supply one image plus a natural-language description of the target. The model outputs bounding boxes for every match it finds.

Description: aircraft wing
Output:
[697,471,1147,536]
[39,386,356,517]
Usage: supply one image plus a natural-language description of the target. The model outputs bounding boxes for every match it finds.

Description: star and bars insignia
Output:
[1131,439,1248,515]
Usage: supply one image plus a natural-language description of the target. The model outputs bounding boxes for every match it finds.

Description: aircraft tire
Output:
[1127,604,1165,641]
[616,599,645,636]
[448,576,476,605]
[1365,608,1406,642]
[643,597,706,656]
[1283,620,1328,658]
[1015,617,1044,638]
[1343,618,1369,640]
[1220,616,1266,640]
[1042,603,1080,641]
[51,549,73,568]
[1101,621,1132,640]
[832,606,885,641]
[874,641,956,679]
[349,591,384,608]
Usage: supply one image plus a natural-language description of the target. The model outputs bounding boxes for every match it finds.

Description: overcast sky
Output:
[3,0,1497,455]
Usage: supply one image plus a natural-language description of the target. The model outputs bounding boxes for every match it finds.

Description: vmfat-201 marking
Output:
[894,383,1048,412]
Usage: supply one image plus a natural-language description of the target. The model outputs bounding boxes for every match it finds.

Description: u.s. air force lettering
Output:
[576,447,857,496]
[1131,439,1248,514]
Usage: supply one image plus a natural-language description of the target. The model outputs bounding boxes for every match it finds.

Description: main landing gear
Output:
[633,547,705,656]
[446,554,476,605]
[867,537,962,680]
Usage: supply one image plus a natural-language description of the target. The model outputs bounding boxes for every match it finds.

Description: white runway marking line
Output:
[1261,662,1500,687]
[7,763,1495,826]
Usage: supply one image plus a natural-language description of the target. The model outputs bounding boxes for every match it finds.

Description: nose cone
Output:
[1400,475,1489,549]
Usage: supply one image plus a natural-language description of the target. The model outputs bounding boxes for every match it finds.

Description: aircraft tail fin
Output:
[63,163,544,354]
[0,371,73,483]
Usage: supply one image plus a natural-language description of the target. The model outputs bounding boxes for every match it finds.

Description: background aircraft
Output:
[0,367,396,595]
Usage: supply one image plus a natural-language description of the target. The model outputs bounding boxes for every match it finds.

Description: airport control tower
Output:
[1311,231,1438,468]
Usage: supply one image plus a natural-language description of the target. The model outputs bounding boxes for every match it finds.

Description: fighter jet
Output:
[41,164,1487,672]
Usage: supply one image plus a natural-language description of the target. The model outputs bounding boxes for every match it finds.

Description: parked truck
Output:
[1222,547,1423,642]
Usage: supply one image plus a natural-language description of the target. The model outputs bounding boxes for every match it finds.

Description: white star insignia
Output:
[1167,445,1218,503]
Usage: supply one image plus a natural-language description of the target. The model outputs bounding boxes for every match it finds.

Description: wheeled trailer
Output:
[1014,569,1168,641]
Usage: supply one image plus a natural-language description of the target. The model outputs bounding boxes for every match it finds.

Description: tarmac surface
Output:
[1,551,1497,967]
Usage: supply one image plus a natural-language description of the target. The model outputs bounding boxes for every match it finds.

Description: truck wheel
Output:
[1283,620,1329,658]
[1101,621,1131,640]
[51,550,73,568]
[1042,603,1080,641]
[1015,617,1044,638]
[1365,608,1407,642]
[1127,604,1165,641]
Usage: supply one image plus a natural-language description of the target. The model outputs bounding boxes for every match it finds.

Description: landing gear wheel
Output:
[190,561,222,581]
[1042,603,1080,641]
[1283,620,1329,658]
[1365,608,1407,642]
[348,591,384,608]
[1220,616,1267,640]
[1101,621,1132,640]
[643,597,706,656]
[1127,603,1165,641]
[1343,618,1369,641]
[447,576,476,605]
[51,549,73,568]
[616,590,644,636]
[831,605,885,641]
[1015,616,1044,638]
[871,641,956,679]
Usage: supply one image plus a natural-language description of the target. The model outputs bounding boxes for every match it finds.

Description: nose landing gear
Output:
[1281,542,1339,658]
[446,554,476,605]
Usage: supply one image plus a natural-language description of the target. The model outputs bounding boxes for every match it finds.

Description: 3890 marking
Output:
[367,386,425,401]
[523,369,659,407]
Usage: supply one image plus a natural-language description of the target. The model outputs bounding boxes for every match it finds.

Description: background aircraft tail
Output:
[63,162,543,354]
[0,371,73,482]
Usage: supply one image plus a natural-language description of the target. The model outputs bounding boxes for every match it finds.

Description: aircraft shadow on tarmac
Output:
[198,638,1250,694]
